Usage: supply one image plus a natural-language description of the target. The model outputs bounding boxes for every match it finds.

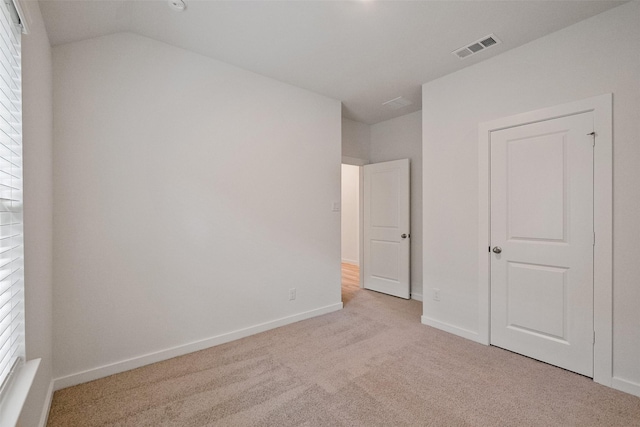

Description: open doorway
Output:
[341,163,361,304]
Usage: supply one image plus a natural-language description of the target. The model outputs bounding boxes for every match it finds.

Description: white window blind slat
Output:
[0,316,16,355]
[0,135,20,154]
[0,171,20,183]
[0,102,21,130]
[0,277,13,294]
[0,60,18,91]
[0,137,22,154]
[0,0,22,395]
[0,332,20,380]
[0,158,18,171]
[0,13,19,57]
[0,308,10,337]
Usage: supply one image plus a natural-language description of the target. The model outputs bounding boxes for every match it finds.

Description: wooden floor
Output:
[341,262,360,305]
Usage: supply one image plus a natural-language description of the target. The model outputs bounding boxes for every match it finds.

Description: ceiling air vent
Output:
[453,34,501,60]
[382,96,412,110]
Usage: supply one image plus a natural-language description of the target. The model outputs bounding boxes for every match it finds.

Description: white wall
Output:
[342,117,370,162]
[20,1,54,425]
[370,111,422,300]
[52,33,342,385]
[422,2,640,395]
[341,164,359,265]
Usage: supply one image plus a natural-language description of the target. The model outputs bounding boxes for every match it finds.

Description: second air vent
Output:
[453,34,501,60]
[382,96,412,110]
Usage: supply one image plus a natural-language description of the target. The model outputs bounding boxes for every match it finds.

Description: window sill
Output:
[0,359,40,427]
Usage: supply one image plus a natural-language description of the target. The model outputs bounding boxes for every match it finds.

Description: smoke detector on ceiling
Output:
[382,96,412,110]
[168,0,186,12]
[453,34,501,60]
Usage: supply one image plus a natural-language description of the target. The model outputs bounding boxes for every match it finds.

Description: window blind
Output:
[0,0,22,393]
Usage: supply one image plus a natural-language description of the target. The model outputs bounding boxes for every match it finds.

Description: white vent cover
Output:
[453,34,501,60]
[382,96,412,110]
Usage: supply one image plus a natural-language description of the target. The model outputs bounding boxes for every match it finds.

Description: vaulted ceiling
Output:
[39,0,624,124]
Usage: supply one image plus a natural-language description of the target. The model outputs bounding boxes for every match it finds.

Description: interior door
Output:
[490,112,594,377]
[363,159,410,299]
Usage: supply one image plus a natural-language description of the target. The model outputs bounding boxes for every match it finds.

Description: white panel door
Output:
[363,159,410,299]
[490,112,594,377]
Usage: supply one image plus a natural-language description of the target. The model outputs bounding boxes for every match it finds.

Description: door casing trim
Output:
[477,93,612,387]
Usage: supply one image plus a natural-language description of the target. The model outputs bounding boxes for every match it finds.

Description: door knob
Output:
[492,246,502,254]
[401,234,408,239]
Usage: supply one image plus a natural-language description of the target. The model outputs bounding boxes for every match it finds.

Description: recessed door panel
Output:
[369,240,399,281]
[371,171,399,228]
[508,133,566,241]
[491,112,594,377]
[507,262,567,341]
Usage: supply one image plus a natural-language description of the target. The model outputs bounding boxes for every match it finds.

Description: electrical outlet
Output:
[289,288,296,301]
[433,288,440,301]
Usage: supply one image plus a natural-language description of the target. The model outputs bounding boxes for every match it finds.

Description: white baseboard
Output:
[611,376,640,398]
[341,258,359,266]
[53,302,343,391]
[411,293,423,302]
[421,316,484,345]
[37,380,54,427]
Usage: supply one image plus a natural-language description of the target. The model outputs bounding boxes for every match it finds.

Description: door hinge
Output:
[588,131,596,146]
[593,232,596,246]
[593,331,596,344]
[488,246,491,253]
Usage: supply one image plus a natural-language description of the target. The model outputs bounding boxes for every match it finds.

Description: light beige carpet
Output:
[48,283,640,426]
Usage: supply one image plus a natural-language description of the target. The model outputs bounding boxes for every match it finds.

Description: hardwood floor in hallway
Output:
[341,262,360,305]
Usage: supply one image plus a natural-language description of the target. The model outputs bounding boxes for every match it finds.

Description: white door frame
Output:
[477,94,612,387]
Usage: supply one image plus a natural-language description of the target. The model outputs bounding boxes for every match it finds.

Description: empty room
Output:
[0,0,639,426]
